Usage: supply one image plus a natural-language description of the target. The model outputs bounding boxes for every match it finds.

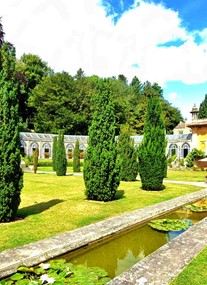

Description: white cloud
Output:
[168,92,177,100]
[1,0,207,86]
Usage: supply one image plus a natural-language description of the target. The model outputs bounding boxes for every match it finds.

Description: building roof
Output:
[174,121,186,129]
[187,119,207,127]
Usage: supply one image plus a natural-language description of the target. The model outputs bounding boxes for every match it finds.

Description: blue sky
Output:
[1,0,207,120]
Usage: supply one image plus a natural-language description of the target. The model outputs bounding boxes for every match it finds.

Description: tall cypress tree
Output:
[55,131,67,176]
[52,136,58,171]
[73,139,80,172]
[33,148,39,174]
[83,79,120,201]
[117,131,138,181]
[138,96,167,190]
[0,29,23,221]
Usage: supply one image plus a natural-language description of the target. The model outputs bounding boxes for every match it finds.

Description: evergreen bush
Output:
[0,33,23,221]
[138,96,167,190]
[33,148,39,174]
[117,131,138,181]
[55,131,67,176]
[52,136,57,171]
[83,79,120,201]
[73,139,81,172]
[185,148,205,168]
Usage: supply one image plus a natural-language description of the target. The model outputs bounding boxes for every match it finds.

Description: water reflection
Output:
[62,208,207,278]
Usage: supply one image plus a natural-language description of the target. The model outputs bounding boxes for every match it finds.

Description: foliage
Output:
[148,218,189,232]
[198,94,207,119]
[0,32,23,222]
[52,136,58,171]
[83,79,120,201]
[24,63,182,135]
[73,139,81,172]
[16,53,52,128]
[138,96,167,190]
[167,154,177,167]
[185,148,205,168]
[33,148,39,174]
[117,131,138,181]
[29,71,94,134]
[185,199,207,212]
[1,259,111,285]
[55,131,67,176]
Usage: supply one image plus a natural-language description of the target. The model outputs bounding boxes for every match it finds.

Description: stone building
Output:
[19,105,207,160]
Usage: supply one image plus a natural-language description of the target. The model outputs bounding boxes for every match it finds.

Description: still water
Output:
[61,208,207,278]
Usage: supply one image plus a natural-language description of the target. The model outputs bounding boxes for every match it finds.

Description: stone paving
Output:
[1,184,207,283]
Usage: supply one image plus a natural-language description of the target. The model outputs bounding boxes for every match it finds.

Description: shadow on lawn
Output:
[17,199,64,218]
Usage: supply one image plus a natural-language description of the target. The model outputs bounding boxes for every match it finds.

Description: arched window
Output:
[43,143,51,159]
[181,143,190,158]
[66,144,74,159]
[79,144,86,159]
[169,144,178,157]
[29,142,39,156]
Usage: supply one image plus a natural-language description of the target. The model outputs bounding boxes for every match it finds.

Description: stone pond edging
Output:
[1,188,207,282]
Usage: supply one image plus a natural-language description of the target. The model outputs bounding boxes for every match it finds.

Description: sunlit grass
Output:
[0,172,202,252]
[167,169,207,182]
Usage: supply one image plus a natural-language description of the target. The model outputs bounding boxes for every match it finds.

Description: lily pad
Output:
[148,218,189,232]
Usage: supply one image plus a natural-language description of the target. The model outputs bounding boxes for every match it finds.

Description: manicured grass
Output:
[170,246,207,285]
[0,172,202,252]
[166,169,207,182]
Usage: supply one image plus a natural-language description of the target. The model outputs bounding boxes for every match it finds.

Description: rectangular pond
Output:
[60,206,207,278]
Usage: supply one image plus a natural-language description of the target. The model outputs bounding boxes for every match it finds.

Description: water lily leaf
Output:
[148,218,189,232]
[10,273,24,281]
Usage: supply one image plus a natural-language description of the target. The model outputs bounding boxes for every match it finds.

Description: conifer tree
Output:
[55,131,67,176]
[73,139,80,172]
[52,136,57,171]
[117,132,138,181]
[138,96,167,190]
[0,26,23,221]
[33,148,39,174]
[198,94,207,119]
[83,79,120,201]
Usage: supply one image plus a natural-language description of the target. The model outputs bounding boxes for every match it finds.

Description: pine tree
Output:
[138,96,167,190]
[117,132,138,181]
[52,136,58,171]
[198,94,207,119]
[55,131,67,176]
[33,148,39,174]
[0,38,23,221]
[83,79,120,201]
[73,139,80,172]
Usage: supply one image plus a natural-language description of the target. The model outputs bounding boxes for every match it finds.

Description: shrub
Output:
[73,139,81,172]
[117,131,138,181]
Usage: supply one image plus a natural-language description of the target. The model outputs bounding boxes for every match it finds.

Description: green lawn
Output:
[0,171,202,252]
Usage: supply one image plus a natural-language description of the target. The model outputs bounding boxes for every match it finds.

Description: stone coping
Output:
[1,189,207,279]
